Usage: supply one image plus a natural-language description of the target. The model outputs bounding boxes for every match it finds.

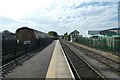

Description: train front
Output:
[16,27,36,44]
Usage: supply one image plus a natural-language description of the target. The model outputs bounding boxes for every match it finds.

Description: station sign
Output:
[17,39,20,43]
[24,40,31,45]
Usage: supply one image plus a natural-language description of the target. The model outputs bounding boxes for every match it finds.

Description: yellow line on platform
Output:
[46,40,74,79]
[46,40,57,78]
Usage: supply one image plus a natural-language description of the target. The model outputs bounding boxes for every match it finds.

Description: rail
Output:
[60,40,106,80]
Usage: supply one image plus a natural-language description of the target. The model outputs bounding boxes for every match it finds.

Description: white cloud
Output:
[0,0,118,35]
[0,0,55,19]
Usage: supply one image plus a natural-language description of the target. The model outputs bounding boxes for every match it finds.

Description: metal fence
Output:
[76,37,120,56]
[2,38,53,65]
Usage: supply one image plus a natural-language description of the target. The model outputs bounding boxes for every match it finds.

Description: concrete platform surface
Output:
[4,41,56,78]
[46,40,74,78]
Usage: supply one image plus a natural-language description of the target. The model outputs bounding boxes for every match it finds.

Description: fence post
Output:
[25,44,27,55]
[14,40,18,65]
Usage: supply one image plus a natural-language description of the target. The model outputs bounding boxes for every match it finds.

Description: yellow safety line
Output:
[46,40,57,78]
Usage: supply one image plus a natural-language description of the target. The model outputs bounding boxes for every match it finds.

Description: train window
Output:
[17,31,19,33]
[29,30,32,32]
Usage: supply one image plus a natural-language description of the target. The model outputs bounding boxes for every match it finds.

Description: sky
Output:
[0,0,119,36]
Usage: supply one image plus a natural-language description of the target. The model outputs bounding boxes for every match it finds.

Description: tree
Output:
[2,30,10,34]
[48,31,58,37]
[63,32,68,40]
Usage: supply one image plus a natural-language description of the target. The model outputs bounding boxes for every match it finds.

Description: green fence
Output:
[77,37,120,56]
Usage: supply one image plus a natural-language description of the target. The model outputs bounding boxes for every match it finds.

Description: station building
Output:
[69,30,79,42]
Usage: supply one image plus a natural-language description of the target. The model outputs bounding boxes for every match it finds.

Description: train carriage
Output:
[16,27,53,45]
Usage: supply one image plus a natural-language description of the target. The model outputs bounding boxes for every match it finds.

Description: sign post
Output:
[24,40,31,56]
[24,40,31,45]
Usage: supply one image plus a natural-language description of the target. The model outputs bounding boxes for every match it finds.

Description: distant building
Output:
[88,28,120,38]
[100,28,120,37]
[88,30,101,38]
[59,35,64,39]
[88,30,100,35]
[69,30,79,42]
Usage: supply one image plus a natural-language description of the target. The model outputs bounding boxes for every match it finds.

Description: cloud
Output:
[0,16,17,25]
[71,2,115,9]
[0,0,118,35]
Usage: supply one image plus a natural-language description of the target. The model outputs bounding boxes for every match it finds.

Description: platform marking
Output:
[59,41,75,79]
[46,40,57,78]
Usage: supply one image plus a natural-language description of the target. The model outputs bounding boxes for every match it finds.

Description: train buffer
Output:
[3,40,74,79]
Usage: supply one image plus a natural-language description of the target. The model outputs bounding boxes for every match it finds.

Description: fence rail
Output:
[2,38,53,65]
[76,37,120,56]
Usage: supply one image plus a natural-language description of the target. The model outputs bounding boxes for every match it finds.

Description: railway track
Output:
[68,42,120,73]
[60,40,106,80]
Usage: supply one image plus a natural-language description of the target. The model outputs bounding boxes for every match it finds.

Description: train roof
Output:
[16,27,50,36]
[16,27,44,33]
[16,27,35,31]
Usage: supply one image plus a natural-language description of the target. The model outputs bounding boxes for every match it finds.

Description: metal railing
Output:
[76,37,120,56]
[2,38,53,65]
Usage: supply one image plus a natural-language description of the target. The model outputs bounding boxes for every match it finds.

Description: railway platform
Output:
[3,40,74,79]
[46,40,74,78]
